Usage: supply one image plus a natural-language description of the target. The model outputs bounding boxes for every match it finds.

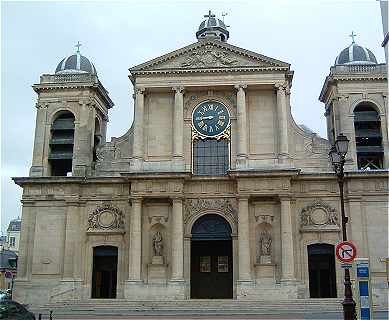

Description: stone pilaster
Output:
[129,197,142,281]
[171,197,184,281]
[132,87,145,170]
[238,196,251,281]
[172,87,184,160]
[276,83,289,163]
[62,200,80,279]
[235,84,248,168]
[73,100,96,176]
[280,196,295,281]
[30,103,48,176]
[16,201,35,280]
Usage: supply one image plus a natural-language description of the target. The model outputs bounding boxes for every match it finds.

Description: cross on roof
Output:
[204,10,215,19]
[349,31,357,44]
[75,41,82,53]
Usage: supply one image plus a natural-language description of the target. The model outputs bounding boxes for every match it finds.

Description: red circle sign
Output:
[4,271,13,279]
[335,241,357,263]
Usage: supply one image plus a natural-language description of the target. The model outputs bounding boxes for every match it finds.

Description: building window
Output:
[49,111,75,176]
[193,139,229,175]
[354,104,383,170]
[9,237,15,247]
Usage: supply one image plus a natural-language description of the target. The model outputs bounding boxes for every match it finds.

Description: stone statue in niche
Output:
[152,231,163,256]
[258,230,272,264]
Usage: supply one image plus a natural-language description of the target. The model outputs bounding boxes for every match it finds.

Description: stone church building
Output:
[13,12,388,308]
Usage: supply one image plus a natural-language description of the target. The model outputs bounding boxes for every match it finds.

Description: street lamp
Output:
[329,133,356,320]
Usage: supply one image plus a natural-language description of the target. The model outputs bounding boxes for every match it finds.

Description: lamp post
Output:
[329,133,356,320]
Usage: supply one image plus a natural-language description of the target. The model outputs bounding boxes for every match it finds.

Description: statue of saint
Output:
[259,230,272,256]
[152,231,163,256]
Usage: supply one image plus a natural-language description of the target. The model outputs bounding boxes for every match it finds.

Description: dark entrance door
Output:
[191,214,233,299]
[92,246,118,299]
[308,243,337,298]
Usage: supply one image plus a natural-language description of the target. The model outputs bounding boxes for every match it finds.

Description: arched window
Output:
[93,117,102,162]
[49,111,75,176]
[193,139,229,175]
[354,104,383,170]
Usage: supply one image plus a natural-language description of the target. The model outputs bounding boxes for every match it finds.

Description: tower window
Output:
[49,111,75,176]
[354,104,383,170]
[193,139,229,176]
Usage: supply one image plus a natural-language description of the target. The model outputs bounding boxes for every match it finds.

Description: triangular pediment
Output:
[130,40,289,73]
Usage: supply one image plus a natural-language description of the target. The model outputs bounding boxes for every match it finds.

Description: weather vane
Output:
[222,12,230,27]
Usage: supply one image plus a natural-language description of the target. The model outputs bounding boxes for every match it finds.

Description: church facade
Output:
[13,13,388,308]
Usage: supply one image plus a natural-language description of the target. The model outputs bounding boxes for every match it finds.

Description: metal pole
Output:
[337,159,356,320]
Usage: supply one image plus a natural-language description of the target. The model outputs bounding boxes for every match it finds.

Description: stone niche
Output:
[252,201,277,282]
[145,202,170,284]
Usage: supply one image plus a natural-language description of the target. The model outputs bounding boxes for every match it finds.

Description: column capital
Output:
[129,196,143,204]
[274,82,288,91]
[135,86,145,94]
[171,196,185,202]
[279,194,292,201]
[172,86,185,93]
[234,83,247,90]
[237,195,250,201]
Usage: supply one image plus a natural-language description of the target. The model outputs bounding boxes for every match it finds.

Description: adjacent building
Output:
[13,12,388,310]
[6,218,21,254]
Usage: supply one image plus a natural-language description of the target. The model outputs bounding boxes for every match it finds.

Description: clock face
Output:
[192,101,230,137]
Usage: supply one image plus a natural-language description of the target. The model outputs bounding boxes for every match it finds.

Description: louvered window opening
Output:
[354,104,383,170]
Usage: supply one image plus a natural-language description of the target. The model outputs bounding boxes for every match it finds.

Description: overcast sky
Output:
[0,0,385,233]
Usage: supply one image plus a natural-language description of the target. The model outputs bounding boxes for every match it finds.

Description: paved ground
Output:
[35,311,389,320]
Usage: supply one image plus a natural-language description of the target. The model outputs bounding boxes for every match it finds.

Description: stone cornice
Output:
[228,168,300,178]
[130,66,290,76]
[12,176,127,186]
[33,75,114,108]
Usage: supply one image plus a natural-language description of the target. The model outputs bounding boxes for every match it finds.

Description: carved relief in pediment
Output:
[87,204,125,233]
[184,198,238,225]
[151,45,270,70]
[300,200,339,232]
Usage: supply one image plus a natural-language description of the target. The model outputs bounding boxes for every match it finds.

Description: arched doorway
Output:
[91,246,118,299]
[190,214,233,299]
[308,243,337,298]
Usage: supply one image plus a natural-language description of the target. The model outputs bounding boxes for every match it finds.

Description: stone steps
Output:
[34,299,344,316]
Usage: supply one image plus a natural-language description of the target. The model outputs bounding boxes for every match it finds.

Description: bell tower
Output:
[320,35,388,170]
[30,44,114,177]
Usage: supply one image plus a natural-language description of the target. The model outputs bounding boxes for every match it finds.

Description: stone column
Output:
[280,196,295,281]
[238,196,251,281]
[129,197,142,281]
[172,87,184,160]
[276,83,289,163]
[62,200,80,279]
[171,197,184,280]
[132,87,145,167]
[235,84,248,168]
[30,104,48,176]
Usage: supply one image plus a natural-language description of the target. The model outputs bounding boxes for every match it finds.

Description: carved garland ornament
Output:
[184,198,238,225]
[88,204,124,231]
[300,200,339,231]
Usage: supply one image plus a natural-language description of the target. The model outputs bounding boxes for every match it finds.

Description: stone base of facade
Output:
[124,280,186,300]
[236,280,304,300]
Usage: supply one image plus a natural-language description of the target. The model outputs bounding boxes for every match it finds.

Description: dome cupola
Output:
[55,42,97,74]
[196,10,229,42]
[335,32,377,65]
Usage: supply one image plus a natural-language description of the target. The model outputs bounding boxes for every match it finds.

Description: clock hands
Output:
[197,115,214,120]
